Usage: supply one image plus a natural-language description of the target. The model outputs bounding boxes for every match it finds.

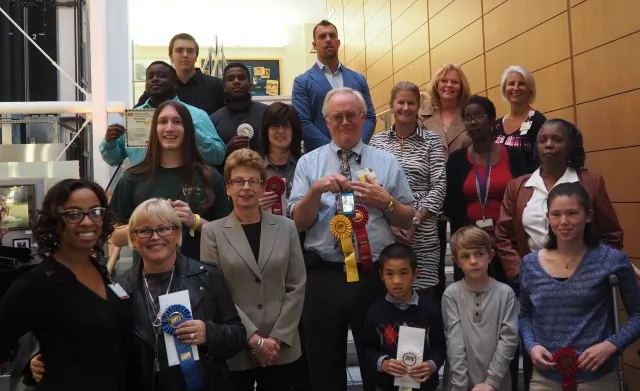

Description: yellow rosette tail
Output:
[329,215,359,282]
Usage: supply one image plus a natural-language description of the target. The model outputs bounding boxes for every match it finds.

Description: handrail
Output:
[376,108,391,118]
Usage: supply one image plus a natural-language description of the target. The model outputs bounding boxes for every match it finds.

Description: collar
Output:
[387,123,422,139]
[316,59,342,74]
[264,153,298,169]
[385,290,420,310]
[142,95,181,108]
[179,68,203,85]
[525,167,580,192]
[225,97,253,113]
[461,277,495,294]
[329,140,365,157]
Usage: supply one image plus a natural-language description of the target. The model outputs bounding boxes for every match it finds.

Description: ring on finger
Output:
[190,332,195,340]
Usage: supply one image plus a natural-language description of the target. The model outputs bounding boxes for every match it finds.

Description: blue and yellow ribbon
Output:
[161,304,203,391]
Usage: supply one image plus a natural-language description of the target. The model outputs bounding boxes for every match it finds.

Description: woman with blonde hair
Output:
[494,65,547,173]
[370,81,446,301]
[419,64,472,304]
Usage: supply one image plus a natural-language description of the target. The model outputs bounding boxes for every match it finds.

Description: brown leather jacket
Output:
[495,170,623,280]
[418,104,470,161]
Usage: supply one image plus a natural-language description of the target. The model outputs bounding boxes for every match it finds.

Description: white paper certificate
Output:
[394,325,425,389]
[125,109,155,148]
[158,290,200,366]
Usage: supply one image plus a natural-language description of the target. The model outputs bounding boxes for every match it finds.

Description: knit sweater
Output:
[520,245,640,383]
[359,296,446,391]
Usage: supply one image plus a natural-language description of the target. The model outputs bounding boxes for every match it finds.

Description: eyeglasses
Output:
[134,225,179,239]
[462,115,488,124]
[229,178,264,187]
[61,207,107,224]
[326,112,361,124]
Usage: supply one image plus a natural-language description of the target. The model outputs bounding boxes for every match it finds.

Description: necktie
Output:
[339,150,353,180]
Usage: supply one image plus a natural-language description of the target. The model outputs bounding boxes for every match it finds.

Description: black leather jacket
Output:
[118,254,245,391]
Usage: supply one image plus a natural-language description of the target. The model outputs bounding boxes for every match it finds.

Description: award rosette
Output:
[237,123,254,138]
[348,205,373,271]
[265,176,286,215]
[161,304,203,391]
[553,348,579,391]
[330,215,359,282]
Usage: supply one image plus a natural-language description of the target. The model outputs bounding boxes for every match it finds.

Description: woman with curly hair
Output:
[0,178,131,391]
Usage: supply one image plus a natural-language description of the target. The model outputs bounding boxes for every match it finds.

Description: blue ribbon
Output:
[471,148,492,212]
[161,304,203,391]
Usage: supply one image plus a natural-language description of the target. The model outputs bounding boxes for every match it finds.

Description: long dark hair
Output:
[127,100,214,211]
[535,118,586,171]
[260,102,302,159]
[545,182,599,249]
[33,179,115,259]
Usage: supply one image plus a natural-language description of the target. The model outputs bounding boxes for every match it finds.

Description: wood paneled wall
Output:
[327,0,640,385]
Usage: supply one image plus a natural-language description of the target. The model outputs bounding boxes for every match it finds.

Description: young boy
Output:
[442,226,518,391]
[359,243,446,391]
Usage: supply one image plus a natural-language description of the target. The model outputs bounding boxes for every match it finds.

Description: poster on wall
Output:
[227,59,281,97]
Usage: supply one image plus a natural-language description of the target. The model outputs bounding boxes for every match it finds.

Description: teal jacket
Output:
[98,96,226,166]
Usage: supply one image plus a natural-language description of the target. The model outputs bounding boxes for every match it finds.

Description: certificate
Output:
[125,109,155,148]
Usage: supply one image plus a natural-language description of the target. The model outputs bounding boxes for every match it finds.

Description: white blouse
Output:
[522,167,580,250]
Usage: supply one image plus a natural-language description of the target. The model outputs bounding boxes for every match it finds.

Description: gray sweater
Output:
[442,279,518,391]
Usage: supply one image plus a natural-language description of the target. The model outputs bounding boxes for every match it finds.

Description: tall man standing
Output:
[292,20,377,152]
[289,87,414,390]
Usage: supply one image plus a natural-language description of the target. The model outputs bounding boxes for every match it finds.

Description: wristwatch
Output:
[385,198,395,212]
[412,216,420,226]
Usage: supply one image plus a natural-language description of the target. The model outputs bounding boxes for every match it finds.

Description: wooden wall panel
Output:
[391,0,415,21]
[428,0,453,18]
[394,53,431,88]
[344,1,363,26]
[577,89,640,152]
[348,49,367,74]
[482,0,506,14]
[483,0,567,50]
[345,29,366,63]
[626,365,640,391]
[366,26,392,66]
[487,86,509,116]
[613,204,640,259]
[370,76,395,110]
[530,60,573,113]
[571,0,640,55]
[366,51,394,88]
[586,147,640,203]
[573,32,640,104]
[392,1,429,45]
[569,0,586,7]
[364,0,387,22]
[430,20,484,69]
[393,23,430,72]
[429,0,482,48]
[344,11,365,43]
[484,14,571,89]
[461,55,486,94]
[365,2,391,45]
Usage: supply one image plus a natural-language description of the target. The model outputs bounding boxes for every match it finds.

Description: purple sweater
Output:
[519,245,640,383]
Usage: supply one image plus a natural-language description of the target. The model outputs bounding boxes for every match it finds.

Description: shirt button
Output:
[257,304,263,310]
[200,286,204,291]
[476,303,480,307]
[199,266,204,270]
[255,278,261,284]
[476,312,479,316]
[476,293,480,297]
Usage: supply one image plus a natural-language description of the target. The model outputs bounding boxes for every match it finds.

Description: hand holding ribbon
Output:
[264,176,286,215]
[530,345,556,370]
[175,319,207,345]
[553,348,579,391]
[259,191,281,211]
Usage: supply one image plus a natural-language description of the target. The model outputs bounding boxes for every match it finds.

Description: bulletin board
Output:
[228,59,281,97]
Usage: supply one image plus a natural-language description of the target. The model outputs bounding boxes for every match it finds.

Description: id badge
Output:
[476,218,494,229]
[109,283,130,299]
[519,121,532,135]
[357,168,377,183]
[341,192,355,216]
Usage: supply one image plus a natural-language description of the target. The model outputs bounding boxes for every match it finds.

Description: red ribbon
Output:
[553,348,579,391]
[348,205,373,271]
[265,176,286,215]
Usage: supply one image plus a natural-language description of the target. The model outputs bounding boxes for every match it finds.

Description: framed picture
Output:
[13,238,31,249]
[0,184,36,230]
[226,59,281,97]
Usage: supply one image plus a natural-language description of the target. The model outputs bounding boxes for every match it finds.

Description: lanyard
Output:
[471,147,492,220]
[143,265,176,327]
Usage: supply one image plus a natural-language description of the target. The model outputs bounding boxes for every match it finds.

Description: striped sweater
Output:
[519,245,640,383]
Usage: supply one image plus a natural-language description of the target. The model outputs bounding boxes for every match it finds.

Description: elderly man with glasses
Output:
[289,87,414,391]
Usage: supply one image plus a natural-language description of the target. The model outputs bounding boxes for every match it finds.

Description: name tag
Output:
[476,219,494,229]
[519,121,532,134]
[357,168,377,183]
[109,283,130,299]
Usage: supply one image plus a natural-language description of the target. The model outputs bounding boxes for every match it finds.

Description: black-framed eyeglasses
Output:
[462,115,488,124]
[134,225,179,239]
[229,178,264,187]
[61,207,107,224]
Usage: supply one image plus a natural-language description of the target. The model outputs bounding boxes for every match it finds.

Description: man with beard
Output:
[100,61,226,166]
[292,20,376,152]
[209,62,268,171]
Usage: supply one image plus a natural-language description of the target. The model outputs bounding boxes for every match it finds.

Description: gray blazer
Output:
[200,211,306,371]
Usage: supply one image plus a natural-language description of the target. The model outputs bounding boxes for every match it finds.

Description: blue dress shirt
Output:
[289,141,414,264]
[98,96,226,166]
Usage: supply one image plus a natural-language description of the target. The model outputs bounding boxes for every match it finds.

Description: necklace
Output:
[395,126,417,153]
[558,253,578,269]
[142,264,176,373]
[272,163,288,174]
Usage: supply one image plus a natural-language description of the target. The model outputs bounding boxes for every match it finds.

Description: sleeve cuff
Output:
[484,376,502,389]
[377,355,388,372]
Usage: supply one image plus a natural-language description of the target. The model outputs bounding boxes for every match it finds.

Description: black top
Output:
[494,110,547,173]
[444,145,528,234]
[359,297,446,391]
[110,166,231,262]
[0,258,131,391]
[137,69,225,115]
[241,222,262,262]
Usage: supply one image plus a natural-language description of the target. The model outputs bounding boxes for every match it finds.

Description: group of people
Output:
[0,19,639,391]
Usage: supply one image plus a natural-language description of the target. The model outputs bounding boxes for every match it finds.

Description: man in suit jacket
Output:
[292,20,377,152]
